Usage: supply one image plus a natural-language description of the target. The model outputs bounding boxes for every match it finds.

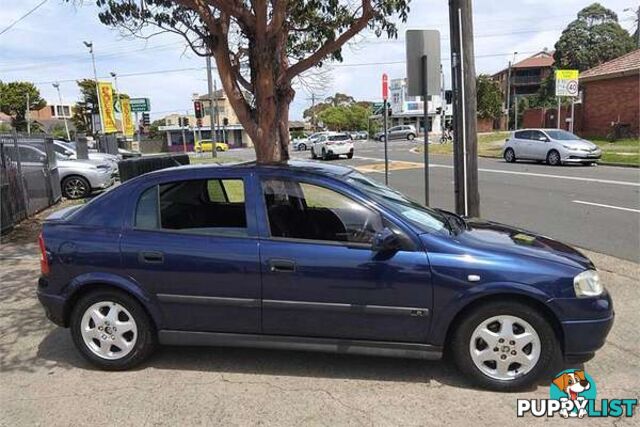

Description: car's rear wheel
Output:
[504,148,516,163]
[546,150,561,166]
[378,136,386,142]
[70,289,156,370]
[215,146,223,152]
[450,300,560,391]
[62,176,91,199]
[407,133,415,141]
[298,143,306,151]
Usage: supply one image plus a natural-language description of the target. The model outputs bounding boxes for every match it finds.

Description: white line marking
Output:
[352,156,640,187]
[572,200,640,213]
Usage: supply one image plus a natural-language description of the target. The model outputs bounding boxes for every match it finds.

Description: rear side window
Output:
[514,131,530,140]
[134,178,247,236]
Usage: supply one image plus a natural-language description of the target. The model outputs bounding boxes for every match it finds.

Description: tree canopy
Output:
[0,81,46,132]
[318,104,370,131]
[476,74,502,120]
[91,0,410,162]
[554,2,635,71]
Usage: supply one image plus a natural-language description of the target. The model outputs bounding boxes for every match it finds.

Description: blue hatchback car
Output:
[37,161,613,390]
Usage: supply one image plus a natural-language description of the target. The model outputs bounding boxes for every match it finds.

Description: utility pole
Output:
[311,93,316,132]
[449,0,480,217]
[206,53,217,158]
[505,52,517,130]
[110,72,124,135]
[26,92,31,136]
[52,83,71,140]
[83,41,102,136]
[214,79,221,141]
[440,64,446,139]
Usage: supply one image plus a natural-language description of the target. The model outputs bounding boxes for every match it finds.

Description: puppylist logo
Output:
[517,369,637,418]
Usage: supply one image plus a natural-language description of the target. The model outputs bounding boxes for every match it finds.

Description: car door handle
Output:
[269,259,295,273]
[139,251,164,264]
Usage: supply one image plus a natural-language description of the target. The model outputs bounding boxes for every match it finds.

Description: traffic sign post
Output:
[555,70,579,130]
[382,73,389,185]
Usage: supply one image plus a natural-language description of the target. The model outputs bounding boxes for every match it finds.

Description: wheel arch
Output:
[62,275,162,331]
[439,291,564,354]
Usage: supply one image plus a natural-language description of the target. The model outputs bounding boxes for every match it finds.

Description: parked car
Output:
[375,125,417,142]
[7,144,115,199]
[503,129,602,166]
[53,140,120,169]
[37,160,613,390]
[349,131,368,140]
[311,132,354,160]
[292,137,310,151]
[195,139,229,153]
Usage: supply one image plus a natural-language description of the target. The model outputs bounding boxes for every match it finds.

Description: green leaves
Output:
[476,75,502,120]
[553,2,635,71]
[0,81,46,131]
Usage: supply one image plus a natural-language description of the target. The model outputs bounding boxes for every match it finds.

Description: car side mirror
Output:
[38,154,47,162]
[539,136,548,142]
[372,227,401,252]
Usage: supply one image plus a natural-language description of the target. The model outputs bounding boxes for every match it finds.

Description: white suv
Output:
[311,132,354,160]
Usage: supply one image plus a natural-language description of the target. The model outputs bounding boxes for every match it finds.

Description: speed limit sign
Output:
[566,80,579,96]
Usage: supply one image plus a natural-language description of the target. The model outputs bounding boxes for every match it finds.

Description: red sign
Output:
[382,73,388,100]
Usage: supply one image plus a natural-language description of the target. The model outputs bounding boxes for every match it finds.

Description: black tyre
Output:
[311,148,317,159]
[299,143,306,151]
[347,150,354,159]
[62,176,91,199]
[407,133,415,141]
[378,136,386,142]
[450,300,560,391]
[546,150,562,166]
[215,146,223,152]
[70,289,157,370]
[503,148,516,163]
[322,148,329,161]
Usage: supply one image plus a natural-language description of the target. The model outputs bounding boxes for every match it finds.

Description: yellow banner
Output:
[97,81,118,133]
[121,97,135,137]
[555,69,579,80]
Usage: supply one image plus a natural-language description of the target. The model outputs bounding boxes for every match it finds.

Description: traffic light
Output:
[194,101,203,119]
[142,112,150,126]
[445,90,453,105]
[222,117,228,126]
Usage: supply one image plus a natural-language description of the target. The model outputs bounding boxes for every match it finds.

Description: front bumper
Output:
[88,170,115,190]
[561,314,614,359]
[562,150,602,162]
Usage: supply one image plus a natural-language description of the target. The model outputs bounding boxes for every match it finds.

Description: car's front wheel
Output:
[298,143,306,151]
[62,176,91,199]
[407,133,415,141]
[70,289,157,370]
[546,150,562,166]
[311,148,317,159]
[450,300,560,391]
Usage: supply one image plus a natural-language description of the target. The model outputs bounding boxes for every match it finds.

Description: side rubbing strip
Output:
[263,300,429,317]
[157,294,260,308]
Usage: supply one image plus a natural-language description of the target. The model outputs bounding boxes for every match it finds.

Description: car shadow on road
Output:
[35,327,564,392]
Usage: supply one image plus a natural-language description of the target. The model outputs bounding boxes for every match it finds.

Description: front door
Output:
[120,174,261,333]
[528,130,549,160]
[257,176,432,343]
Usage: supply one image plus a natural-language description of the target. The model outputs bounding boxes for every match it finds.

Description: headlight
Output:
[573,270,603,297]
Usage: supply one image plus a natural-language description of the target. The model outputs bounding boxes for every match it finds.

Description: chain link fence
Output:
[1,133,61,234]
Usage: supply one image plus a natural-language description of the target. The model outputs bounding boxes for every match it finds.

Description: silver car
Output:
[13,144,115,199]
[503,129,602,166]
[53,140,120,169]
[375,125,417,142]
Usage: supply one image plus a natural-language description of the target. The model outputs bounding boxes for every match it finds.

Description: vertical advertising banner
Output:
[97,81,118,133]
[121,98,135,137]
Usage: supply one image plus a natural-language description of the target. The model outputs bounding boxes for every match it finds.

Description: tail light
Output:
[38,232,50,276]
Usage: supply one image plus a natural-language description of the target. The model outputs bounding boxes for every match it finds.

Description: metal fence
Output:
[1,133,61,234]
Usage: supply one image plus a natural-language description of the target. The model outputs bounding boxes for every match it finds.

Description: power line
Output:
[0,0,49,37]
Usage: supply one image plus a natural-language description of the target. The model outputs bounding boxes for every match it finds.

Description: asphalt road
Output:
[227,140,640,262]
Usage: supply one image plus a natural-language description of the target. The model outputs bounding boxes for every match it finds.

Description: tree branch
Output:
[283,0,374,82]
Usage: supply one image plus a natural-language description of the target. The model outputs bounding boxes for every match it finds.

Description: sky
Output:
[1,0,637,121]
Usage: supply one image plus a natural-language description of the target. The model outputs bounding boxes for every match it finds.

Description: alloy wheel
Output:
[64,178,87,199]
[469,315,541,381]
[80,301,138,360]
[548,151,561,166]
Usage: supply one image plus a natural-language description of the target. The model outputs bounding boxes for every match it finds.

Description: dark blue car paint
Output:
[37,161,614,360]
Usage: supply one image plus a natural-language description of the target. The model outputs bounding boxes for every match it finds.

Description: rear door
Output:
[256,175,433,343]
[120,171,261,334]
[512,130,532,158]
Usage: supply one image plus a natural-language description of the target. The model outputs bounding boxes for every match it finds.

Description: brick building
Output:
[492,50,555,101]
[577,49,639,138]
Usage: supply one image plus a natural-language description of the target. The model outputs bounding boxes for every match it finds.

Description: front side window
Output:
[262,179,382,244]
[135,178,247,236]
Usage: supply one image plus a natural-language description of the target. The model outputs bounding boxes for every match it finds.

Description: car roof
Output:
[140,159,356,181]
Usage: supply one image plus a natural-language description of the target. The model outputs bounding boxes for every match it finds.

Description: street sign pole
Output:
[422,55,429,206]
[382,73,389,185]
[135,112,140,145]
[557,97,561,129]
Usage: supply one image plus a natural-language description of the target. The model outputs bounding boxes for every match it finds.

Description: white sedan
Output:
[311,132,354,160]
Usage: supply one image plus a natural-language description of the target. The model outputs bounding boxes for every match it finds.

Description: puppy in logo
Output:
[552,370,591,418]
